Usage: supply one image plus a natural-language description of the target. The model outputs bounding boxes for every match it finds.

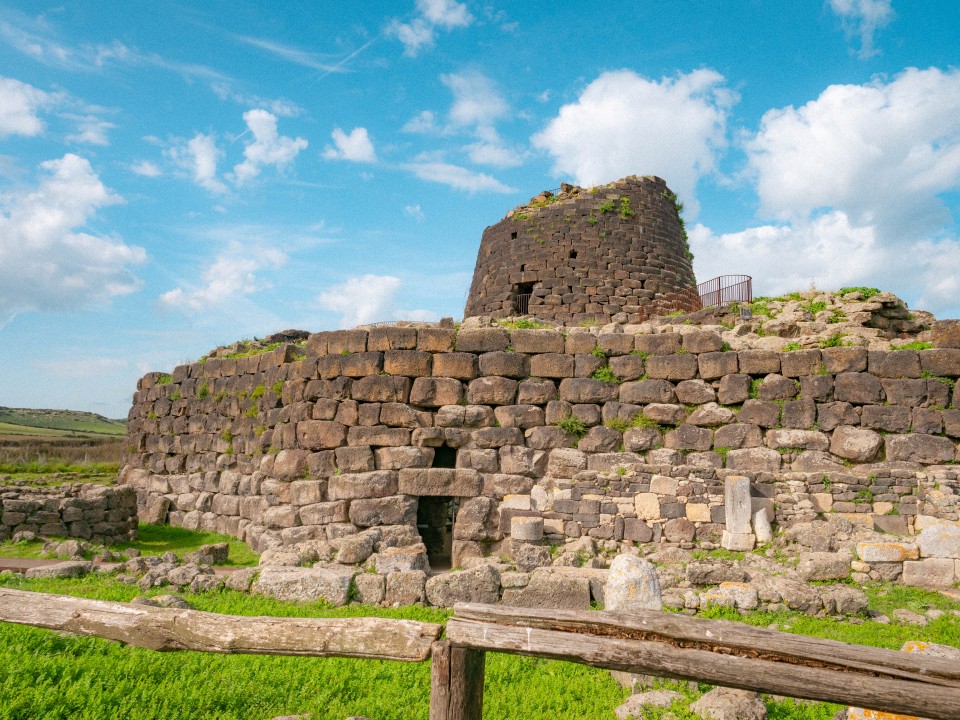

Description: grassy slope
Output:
[0,407,126,437]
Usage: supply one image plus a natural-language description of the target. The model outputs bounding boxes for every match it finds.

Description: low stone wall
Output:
[0,484,138,544]
[122,325,960,563]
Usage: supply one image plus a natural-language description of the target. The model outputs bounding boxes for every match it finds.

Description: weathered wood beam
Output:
[452,603,960,684]
[447,604,960,720]
[429,641,485,720]
[0,588,442,662]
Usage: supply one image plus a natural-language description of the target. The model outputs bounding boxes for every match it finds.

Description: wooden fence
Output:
[2,588,959,719]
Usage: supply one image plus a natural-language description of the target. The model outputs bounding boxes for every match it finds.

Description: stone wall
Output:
[463,176,698,324]
[122,325,960,563]
[0,483,137,544]
[121,327,960,560]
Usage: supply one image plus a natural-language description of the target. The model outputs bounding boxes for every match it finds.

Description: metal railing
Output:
[697,275,752,308]
[514,293,531,315]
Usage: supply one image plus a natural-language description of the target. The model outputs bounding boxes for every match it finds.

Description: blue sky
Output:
[1,0,959,418]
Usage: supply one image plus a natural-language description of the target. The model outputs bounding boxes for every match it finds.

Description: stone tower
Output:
[464,175,698,325]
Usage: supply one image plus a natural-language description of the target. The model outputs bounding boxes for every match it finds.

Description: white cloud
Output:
[316,273,436,328]
[828,0,894,58]
[531,69,735,216]
[210,82,302,117]
[387,0,473,56]
[322,127,377,163]
[63,113,116,145]
[0,76,58,137]
[442,70,508,129]
[402,110,438,134]
[465,138,524,168]
[386,18,435,57]
[404,204,425,221]
[418,0,473,28]
[159,244,287,312]
[131,160,161,177]
[231,109,308,185]
[404,161,515,193]
[746,67,960,236]
[0,154,145,328]
[231,34,346,73]
[167,133,227,193]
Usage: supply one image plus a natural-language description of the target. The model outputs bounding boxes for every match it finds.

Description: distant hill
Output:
[0,407,126,438]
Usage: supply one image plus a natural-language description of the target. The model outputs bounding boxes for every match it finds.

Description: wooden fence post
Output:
[429,640,485,720]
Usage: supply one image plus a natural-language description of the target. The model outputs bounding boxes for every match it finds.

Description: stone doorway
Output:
[416,496,458,571]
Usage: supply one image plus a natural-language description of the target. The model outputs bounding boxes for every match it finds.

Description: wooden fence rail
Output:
[2,589,960,720]
[442,603,960,720]
[0,588,442,661]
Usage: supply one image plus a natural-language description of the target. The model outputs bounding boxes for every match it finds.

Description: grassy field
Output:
[0,567,957,718]
[0,407,126,437]
[0,524,260,567]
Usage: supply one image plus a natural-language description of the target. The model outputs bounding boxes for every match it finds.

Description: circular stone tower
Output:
[464,175,698,325]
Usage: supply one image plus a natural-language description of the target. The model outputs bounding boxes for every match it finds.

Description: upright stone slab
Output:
[604,554,662,611]
[722,475,755,551]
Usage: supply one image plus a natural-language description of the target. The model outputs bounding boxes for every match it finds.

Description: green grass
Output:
[838,286,881,300]
[0,575,628,720]
[0,575,958,719]
[890,341,933,350]
[0,407,125,437]
[0,524,259,567]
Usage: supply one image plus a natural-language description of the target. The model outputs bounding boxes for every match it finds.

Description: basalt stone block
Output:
[574,353,604,378]
[780,350,822,378]
[665,424,713,451]
[737,399,780,428]
[559,378,619,403]
[675,379,716,405]
[409,377,464,407]
[830,426,883,462]
[717,373,752,405]
[645,354,699,381]
[725,447,781,472]
[578,426,623,452]
[882,378,928,406]
[432,352,479,380]
[737,350,780,375]
[347,426,411,447]
[713,423,762,449]
[912,408,943,435]
[398,468,482,496]
[375,446,433,470]
[482,471,534,497]
[299,501,348,525]
[467,376,518,405]
[253,565,356,605]
[455,328,510,353]
[383,350,432,377]
[473,427,525,448]
[350,375,410,403]
[886,434,956,464]
[687,402,735,427]
[698,351,738,380]
[327,470,398,500]
[367,326,418,351]
[565,332,599,355]
[349,495,417,527]
[680,330,722,354]
[546,447,588,477]
[799,375,833,401]
[378,402,427,428]
[620,379,676,404]
[944,409,960,438]
[526,426,577,449]
[609,354,645,381]
[869,350,922,378]
[766,429,829,451]
[634,333,681,355]
[340,352,383,378]
[643,403,686,425]
[335,446,375,472]
[297,420,347,450]
[757,373,798,401]
[417,328,457,353]
[510,329,565,354]
[479,351,530,379]
[920,348,960,377]
[598,333,635,356]
[529,353,575,378]
[861,405,911,433]
[781,398,817,428]
[834,372,884,404]
[494,404,545,428]
[517,378,558,404]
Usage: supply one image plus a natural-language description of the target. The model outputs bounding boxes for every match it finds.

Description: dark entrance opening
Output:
[417,496,458,570]
[569,249,578,259]
[433,445,457,468]
[513,281,535,315]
